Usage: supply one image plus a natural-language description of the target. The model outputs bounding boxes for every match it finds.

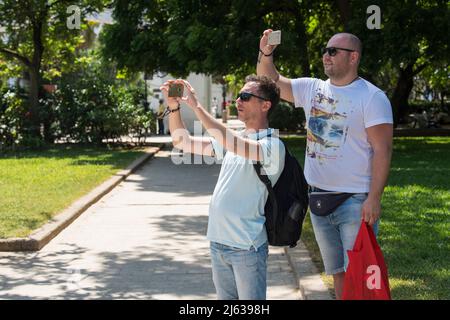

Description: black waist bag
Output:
[309,191,354,216]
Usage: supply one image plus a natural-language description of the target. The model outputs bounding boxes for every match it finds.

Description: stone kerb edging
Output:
[0,145,163,252]
[284,241,333,300]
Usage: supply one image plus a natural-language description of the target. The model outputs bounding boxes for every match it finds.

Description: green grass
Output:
[283,136,450,300]
[0,145,146,239]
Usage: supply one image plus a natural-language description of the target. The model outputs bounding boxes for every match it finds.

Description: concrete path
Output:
[0,150,300,300]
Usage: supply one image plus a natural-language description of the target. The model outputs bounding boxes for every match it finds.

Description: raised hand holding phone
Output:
[267,30,281,46]
[260,29,281,56]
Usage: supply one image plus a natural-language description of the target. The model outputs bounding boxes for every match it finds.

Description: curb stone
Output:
[285,241,333,300]
[0,145,163,252]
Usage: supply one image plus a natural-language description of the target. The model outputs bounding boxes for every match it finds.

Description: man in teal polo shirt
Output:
[161,75,285,300]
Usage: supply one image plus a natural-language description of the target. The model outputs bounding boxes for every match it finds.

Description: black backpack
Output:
[253,142,309,248]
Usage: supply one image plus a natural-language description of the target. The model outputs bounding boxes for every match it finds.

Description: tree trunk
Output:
[27,65,41,137]
[391,62,427,125]
[296,20,311,77]
[335,0,351,30]
[391,64,414,125]
[27,19,45,138]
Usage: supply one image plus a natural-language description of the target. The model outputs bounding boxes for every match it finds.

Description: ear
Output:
[262,100,272,113]
[350,51,360,65]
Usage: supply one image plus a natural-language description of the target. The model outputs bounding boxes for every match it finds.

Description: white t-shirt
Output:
[291,77,393,193]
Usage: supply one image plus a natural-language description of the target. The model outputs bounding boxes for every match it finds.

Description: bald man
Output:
[257,31,393,299]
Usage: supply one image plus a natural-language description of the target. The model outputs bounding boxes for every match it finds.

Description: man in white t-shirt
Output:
[257,30,393,299]
[161,75,285,300]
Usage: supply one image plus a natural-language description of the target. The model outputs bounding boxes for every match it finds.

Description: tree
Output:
[0,0,106,138]
[340,0,449,123]
[101,0,334,81]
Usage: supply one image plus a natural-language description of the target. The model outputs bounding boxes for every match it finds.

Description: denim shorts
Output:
[309,193,379,275]
[210,241,268,300]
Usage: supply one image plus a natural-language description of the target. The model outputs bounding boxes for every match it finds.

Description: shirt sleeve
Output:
[258,137,286,178]
[210,137,225,161]
[291,77,316,109]
[364,90,394,128]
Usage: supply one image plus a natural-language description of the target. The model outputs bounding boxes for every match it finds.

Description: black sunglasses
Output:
[322,47,355,56]
[237,92,268,102]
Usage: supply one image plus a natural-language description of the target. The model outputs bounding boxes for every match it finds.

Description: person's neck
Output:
[244,120,269,133]
[330,73,359,86]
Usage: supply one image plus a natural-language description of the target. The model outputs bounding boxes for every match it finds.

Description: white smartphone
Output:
[268,30,281,45]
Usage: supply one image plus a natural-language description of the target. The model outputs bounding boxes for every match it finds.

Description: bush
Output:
[269,102,305,132]
[228,102,237,116]
[51,72,156,144]
[0,90,27,151]
[408,101,450,114]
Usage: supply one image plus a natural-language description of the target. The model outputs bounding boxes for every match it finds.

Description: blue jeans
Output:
[210,241,268,300]
[310,193,379,275]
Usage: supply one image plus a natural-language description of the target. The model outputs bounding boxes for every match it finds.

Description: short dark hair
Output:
[244,74,280,113]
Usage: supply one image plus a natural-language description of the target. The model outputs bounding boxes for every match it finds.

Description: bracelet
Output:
[168,104,180,113]
[162,104,181,118]
[259,48,274,57]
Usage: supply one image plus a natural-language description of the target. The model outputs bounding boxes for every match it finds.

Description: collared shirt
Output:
[207,128,285,250]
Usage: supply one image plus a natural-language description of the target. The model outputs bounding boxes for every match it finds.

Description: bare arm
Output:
[362,123,393,225]
[256,29,294,103]
[179,81,263,161]
[161,82,214,156]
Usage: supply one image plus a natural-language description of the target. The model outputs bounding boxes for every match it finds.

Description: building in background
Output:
[146,73,231,134]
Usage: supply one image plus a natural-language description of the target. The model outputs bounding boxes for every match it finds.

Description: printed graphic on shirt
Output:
[306,89,349,163]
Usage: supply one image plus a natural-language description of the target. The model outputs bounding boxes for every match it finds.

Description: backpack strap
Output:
[253,131,278,222]
[253,162,279,221]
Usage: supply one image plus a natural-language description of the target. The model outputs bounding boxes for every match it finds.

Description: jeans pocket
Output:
[245,251,258,267]
[351,193,368,202]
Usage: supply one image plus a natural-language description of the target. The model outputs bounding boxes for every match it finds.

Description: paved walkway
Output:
[0,150,301,300]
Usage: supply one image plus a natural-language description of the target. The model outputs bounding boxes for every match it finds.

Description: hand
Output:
[361,196,381,226]
[260,29,278,55]
[180,80,199,109]
[160,80,182,109]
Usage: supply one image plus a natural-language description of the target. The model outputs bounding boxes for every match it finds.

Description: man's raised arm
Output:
[256,29,295,103]
[160,80,214,156]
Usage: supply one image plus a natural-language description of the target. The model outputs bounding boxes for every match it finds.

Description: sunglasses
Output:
[236,92,269,102]
[322,47,355,56]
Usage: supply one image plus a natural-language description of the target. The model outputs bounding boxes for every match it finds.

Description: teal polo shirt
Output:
[207,128,285,250]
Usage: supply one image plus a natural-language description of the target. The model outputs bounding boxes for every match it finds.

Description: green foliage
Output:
[269,102,306,132]
[0,90,27,150]
[228,102,237,117]
[1,51,156,149]
[101,0,321,79]
[51,62,156,144]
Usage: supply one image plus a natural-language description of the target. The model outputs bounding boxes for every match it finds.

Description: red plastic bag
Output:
[342,221,391,300]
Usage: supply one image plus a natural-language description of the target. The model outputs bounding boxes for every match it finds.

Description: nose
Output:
[323,54,331,63]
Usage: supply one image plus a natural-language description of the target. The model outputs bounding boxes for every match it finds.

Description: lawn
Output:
[0,145,146,239]
[283,136,450,300]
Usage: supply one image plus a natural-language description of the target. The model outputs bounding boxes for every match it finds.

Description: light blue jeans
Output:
[210,241,268,300]
[310,193,379,275]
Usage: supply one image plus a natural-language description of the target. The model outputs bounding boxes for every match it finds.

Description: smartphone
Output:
[268,30,281,46]
[168,83,184,97]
